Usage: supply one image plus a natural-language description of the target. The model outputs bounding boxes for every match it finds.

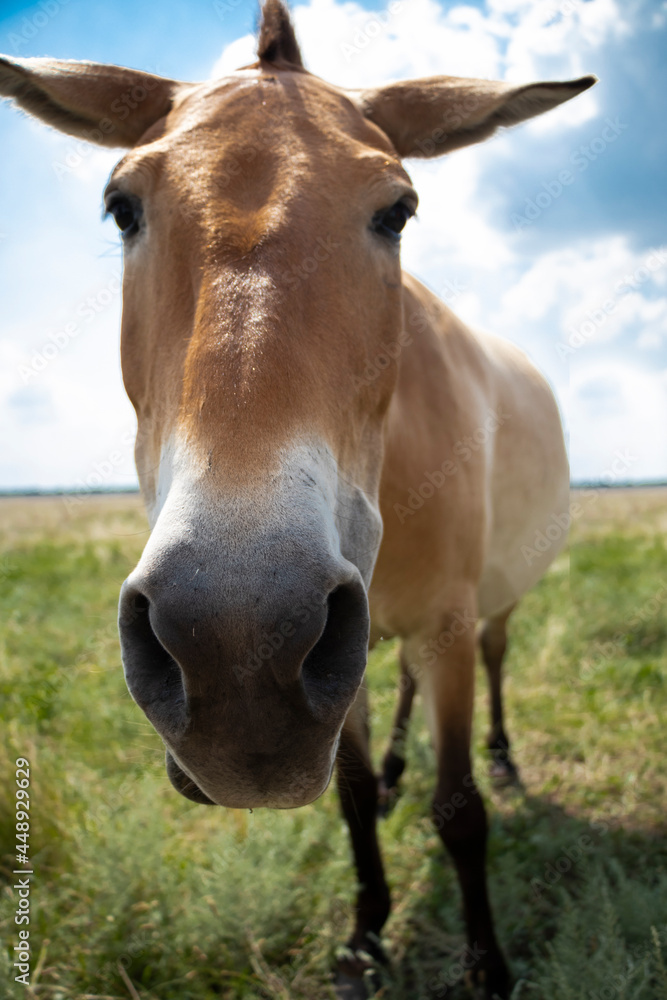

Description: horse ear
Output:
[257,0,304,68]
[0,55,180,147]
[353,74,597,158]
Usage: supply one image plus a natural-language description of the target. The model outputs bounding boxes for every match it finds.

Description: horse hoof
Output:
[334,963,383,999]
[334,970,374,999]
[376,777,398,818]
[469,958,511,1000]
[335,943,385,998]
[488,758,519,785]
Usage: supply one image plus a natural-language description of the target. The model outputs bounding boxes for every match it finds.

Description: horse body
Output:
[373,272,569,638]
[0,6,591,995]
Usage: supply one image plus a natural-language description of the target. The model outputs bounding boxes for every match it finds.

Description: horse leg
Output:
[335,682,391,999]
[479,605,518,782]
[378,647,416,814]
[416,609,510,1000]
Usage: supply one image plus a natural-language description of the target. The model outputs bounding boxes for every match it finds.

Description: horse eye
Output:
[372,200,415,241]
[105,193,142,239]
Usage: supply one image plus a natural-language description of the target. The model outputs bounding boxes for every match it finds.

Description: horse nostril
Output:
[300,580,369,719]
[121,589,149,623]
[118,582,186,720]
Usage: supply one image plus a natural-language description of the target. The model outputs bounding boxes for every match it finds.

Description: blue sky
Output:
[1,0,666,489]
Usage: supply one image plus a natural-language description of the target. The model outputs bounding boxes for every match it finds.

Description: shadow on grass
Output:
[379,786,667,1000]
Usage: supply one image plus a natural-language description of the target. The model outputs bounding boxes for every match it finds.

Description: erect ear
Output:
[0,55,181,147]
[353,74,597,158]
[257,0,304,68]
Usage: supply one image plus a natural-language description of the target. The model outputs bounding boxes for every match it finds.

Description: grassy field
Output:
[1,489,666,1000]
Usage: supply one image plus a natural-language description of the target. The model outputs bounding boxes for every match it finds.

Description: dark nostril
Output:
[122,589,149,622]
[118,583,186,722]
[300,580,369,719]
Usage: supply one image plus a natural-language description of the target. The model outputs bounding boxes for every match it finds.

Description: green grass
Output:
[1,490,666,999]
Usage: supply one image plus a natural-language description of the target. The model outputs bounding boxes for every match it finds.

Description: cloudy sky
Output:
[0,0,665,490]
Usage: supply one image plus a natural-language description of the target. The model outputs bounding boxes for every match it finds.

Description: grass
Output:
[1,489,666,1000]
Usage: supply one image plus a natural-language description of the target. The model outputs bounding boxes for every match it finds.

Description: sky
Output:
[0,0,666,490]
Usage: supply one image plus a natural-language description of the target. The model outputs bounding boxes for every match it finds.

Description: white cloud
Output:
[0,292,137,489]
[211,33,256,77]
[211,0,504,86]
[211,0,626,93]
[569,360,667,482]
[401,151,515,277]
[0,122,134,489]
[496,238,667,347]
[653,1,667,28]
[484,238,667,480]
[0,0,661,488]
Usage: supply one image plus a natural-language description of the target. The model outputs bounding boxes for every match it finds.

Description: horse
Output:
[0,4,594,995]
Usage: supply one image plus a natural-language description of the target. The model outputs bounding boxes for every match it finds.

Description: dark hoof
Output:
[334,969,375,999]
[488,754,519,786]
[335,940,387,998]
[376,778,394,818]
[377,752,406,818]
[377,776,402,818]
[470,957,511,1000]
[335,958,383,999]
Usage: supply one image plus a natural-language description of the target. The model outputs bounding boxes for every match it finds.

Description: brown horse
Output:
[0,4,593,996]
